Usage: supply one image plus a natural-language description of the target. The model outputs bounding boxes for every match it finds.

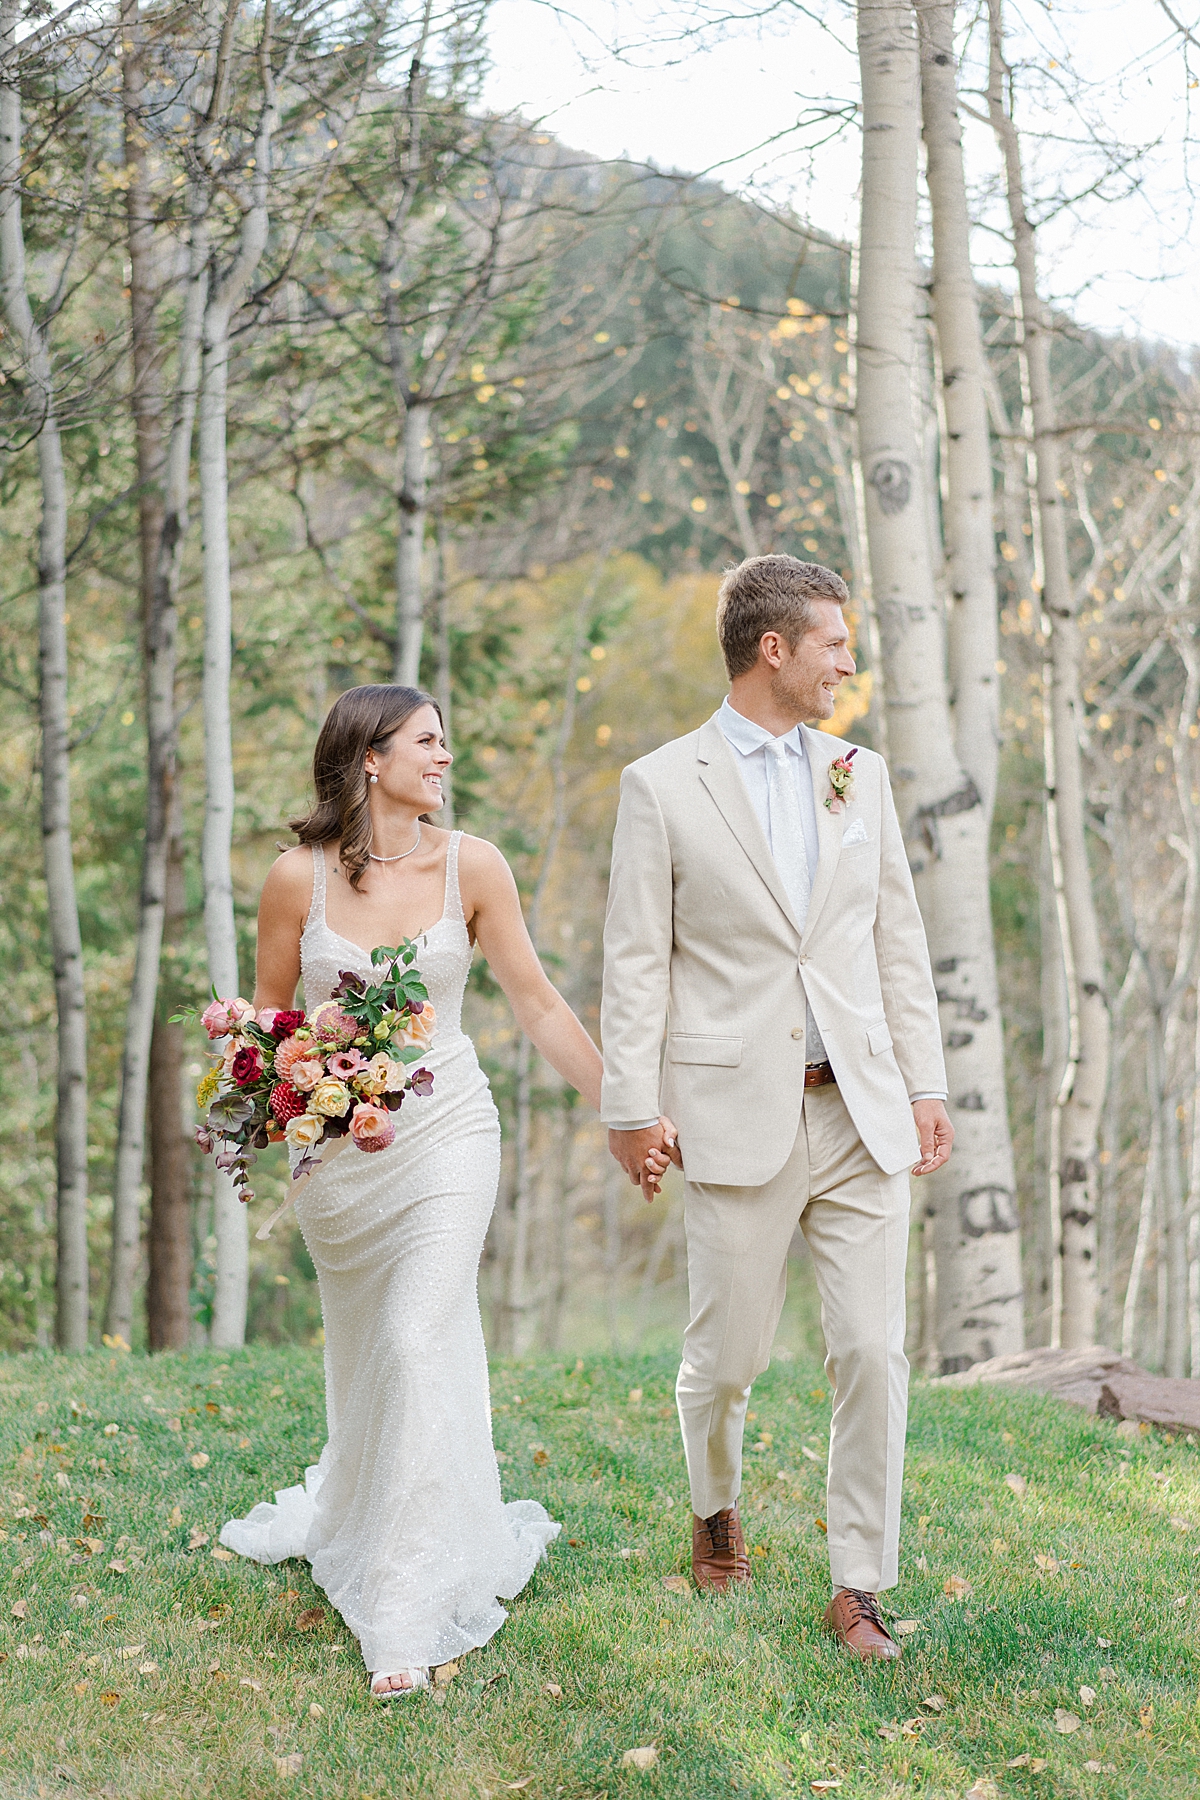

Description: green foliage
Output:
[0,1348,1198,1794]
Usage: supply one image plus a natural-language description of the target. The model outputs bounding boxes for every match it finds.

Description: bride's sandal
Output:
[370,1667,429,1699]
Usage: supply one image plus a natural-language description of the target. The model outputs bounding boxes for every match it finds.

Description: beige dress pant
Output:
[675,1083,910,1594]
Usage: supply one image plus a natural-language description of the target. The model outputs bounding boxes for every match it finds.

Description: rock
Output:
[1097,1373,1200,1434]
[931,1346,1146,1412]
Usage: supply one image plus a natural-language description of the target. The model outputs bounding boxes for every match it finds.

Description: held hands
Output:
[911,1098,954,1176]
[608,1118,683,1203]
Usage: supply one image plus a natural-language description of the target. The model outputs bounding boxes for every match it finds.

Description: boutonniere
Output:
[825,747,858,812]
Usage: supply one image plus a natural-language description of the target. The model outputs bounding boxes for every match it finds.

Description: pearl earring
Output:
[369,773,378,784]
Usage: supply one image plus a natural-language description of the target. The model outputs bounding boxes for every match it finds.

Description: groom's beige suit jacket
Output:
[600,716,946,1185]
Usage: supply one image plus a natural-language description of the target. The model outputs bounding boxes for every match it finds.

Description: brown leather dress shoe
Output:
[691,1506,752,1591]
[823,1588,901,1660]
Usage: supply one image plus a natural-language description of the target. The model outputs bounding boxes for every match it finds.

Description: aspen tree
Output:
[856,0,1022,1366]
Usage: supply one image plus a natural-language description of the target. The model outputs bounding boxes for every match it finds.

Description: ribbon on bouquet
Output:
[254,1135,349,1240]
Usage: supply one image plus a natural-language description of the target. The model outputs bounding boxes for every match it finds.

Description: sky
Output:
[482,0,1200,352]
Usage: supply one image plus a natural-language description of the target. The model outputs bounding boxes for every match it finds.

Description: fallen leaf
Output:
[1084,1762,1117,1774]
[543,1682,562,1697]
[992,1539,1009,1555]
[138,1661,158,1675]
[811,1784,841,1796]
[309,1702,324,1717]
[206,1401,220,1415]
[1138,1703,1154,1733]
[621,1746,658,1770]
[801,1444,822,1463]
[189,1453,209,1470]
[167,1418,182,1433]
[964,1781,998,1800]
[1169,1516,1192,1531]
[1004,1472,1028,1498]
[11,1600,27,1620]
[1054,1707,1082,1734]
[187,1530,209,1550]
[168,1506,183,1526]
[116,1645,145,1660]
[432,1660,459,1687]
[1006,1754,1031,1768]
[103,1423,119,1437]
[892,1619,921,1637]
[502,1782,534,1792]
[921,1693,947,1712]
[1031,1760,1047,1772]
[211,1545,234,1562]
[240,1678,262,1691]
[661,1575,690,1596]
[99,1691,120,1707]
[814,1517,827,1534]
[274,1753,303,1778]
[877,1722,901,1741]
[1097,1637,1114,1648]
[238,1437,251,1449]
[1099,1666,1118,1683]
[1079,1685,1096,1707]
[627,1388,643,1405]
[73,1682,88,1697]
[944,1575,973,1600]
[533,1449,549,1467]
[107,1560,128,1575]
[296,1607,325,1632]
[1035,1553,1060,1574]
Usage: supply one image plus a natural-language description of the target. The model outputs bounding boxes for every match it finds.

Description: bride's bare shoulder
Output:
[455,832,510,879]
[260,843,320,913]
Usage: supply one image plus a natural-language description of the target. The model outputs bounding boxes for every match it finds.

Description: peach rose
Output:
[397,1000,436,1048]
[284,1112,324,1151]
[349,1102,395,1153]
[288,1057,326,1093]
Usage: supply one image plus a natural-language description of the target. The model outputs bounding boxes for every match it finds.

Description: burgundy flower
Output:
[231,1045,264,1088]
[195,1127,213,1154]
[271,1008,306,1041]
[407,1067,434,1097]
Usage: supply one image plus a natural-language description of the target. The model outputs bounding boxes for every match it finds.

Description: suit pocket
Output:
[667,1033,743,1067]
[867,1021,893,1056]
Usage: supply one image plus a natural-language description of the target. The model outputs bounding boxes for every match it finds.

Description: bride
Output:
[220,683,622,1697]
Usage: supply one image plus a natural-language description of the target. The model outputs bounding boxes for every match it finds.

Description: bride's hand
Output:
[643,1116,682,1191]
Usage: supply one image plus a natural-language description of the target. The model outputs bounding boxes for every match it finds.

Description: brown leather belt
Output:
[804,1062,837,1088]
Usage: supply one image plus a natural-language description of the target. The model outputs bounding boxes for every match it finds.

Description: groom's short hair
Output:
[716,555,849,678]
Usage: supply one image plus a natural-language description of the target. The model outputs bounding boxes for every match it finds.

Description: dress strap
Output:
[443,830,465,925]
[305,843,328,933]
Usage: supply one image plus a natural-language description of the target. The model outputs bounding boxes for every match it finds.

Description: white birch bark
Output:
[987,0,1108,1347]
[198,0,277,1346]
[856,0,1022,1367]
[394,403,431,684]
[1,1,90,1349]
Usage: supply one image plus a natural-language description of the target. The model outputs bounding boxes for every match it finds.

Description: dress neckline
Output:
[308,831,463,961]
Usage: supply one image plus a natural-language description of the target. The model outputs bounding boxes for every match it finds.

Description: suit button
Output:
[791,1027,804,1040]
[798,953,809,965]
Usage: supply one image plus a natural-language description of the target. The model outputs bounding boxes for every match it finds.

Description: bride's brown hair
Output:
[290,684,443,890]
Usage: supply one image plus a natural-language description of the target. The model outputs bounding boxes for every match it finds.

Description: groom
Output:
[601,555,951,1660]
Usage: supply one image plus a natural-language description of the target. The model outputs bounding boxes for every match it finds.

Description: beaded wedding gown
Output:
[220,833,559,1675]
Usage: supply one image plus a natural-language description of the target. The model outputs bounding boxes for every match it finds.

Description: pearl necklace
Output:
[368,822,421,864]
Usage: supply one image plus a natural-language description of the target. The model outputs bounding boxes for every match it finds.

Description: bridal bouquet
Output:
[186,943,436,1202]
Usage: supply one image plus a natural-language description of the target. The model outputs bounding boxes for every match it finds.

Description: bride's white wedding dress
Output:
[220,832,559,1674]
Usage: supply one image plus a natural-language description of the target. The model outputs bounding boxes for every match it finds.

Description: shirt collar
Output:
[715,698,806,760]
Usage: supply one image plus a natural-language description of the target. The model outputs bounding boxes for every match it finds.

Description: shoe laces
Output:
[703,1509,734,1554]
[840,1588,886,1631]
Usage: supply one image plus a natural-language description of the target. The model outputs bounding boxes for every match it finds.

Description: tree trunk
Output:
[106,0,173,1344]
[198,0,277,1346]
[394,401,431,683]
[1,3,90,1349]
[148,791,192,1349]
[856,0,1023,1369]
[987,0,1109,1347]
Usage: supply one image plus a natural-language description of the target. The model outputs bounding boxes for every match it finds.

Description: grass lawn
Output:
[0,1345,1197,1799]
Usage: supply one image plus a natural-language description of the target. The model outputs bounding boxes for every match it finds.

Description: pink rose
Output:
[288,1057,326,1093]
[201,996,255,1039]
[349,1102,395,1153]
[256,1007,280,1033]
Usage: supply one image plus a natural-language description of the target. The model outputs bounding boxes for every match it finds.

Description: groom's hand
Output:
[608,1120,679,1204]
[911,1099,954,1176]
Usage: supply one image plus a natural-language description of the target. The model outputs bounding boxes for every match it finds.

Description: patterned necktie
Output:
[764,737,811,929]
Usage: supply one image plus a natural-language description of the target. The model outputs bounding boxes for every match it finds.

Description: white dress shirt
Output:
[604,699,944,1129]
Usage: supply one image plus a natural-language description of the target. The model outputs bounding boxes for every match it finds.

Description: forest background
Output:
[1,0,1198,1381]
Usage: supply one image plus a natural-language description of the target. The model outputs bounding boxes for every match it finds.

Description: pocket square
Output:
[842,817,869,847]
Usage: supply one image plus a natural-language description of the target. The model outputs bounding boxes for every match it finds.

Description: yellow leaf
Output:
[1006,1754,1031,1768]
[190,1453,209,1470]
[168,1507,183,1526]
[944,1575,972,1600]
[100,1691,120,1707]
[309,1703,324,1717]
[1054,1708,1082,1733]
[1138,1703,1155,1733]
[661,1575,691,1596]
[432,1660,460,1687]
[621,1746,659,1770]
[1035,1553,1059,1574]
[211,1546,234,1562]
[892,1619,921,1637]
[811,1784,842,1795]
[1004,1472,1028,1498]
[533,1449,549,1467]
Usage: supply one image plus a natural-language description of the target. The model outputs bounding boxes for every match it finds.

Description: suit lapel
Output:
[802,725,845,942]
[695,719,801,935]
